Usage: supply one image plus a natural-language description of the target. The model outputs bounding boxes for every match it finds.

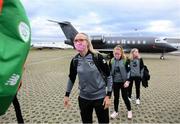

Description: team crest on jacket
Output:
[133,61,137,67]
[88,61,95,68]
[18,22,30,42]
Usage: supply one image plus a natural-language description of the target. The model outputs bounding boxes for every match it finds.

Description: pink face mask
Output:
[115,55,120,60]
[74,43,86,52]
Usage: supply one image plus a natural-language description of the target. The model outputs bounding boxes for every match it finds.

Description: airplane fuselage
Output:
[50,20,178,59]
[90,36,177,53]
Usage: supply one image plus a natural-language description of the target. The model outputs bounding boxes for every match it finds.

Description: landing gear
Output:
[160,56,165,60]
[160,52,165,60]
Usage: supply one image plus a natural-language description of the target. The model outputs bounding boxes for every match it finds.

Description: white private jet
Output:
[31,42,73,50]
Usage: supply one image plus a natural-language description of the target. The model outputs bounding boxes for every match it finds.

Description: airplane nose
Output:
[155,43,178,52]
[166,43,178,52]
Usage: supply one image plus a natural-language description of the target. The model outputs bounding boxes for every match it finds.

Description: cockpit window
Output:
[155,38,167,43]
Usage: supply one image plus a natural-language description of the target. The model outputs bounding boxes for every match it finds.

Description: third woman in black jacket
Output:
[128,48,144,105]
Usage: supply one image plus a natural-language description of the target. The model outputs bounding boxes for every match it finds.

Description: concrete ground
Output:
[0,49,180,123]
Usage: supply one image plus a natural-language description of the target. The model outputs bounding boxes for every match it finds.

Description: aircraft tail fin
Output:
[48,20,78,42]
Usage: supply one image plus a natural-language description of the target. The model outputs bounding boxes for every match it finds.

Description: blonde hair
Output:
[129,48,140,60]
[74,33,99,54]
[113,45,126,59]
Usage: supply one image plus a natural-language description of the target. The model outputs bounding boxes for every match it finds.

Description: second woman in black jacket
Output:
[109,45,132,119]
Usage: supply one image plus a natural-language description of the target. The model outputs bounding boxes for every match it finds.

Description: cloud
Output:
[29,16,65,41]
[146,20,175,33]
[74,12,102,25]
[21,0,180,40]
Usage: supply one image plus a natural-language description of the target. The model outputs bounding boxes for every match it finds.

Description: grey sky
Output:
[21,0,180,41]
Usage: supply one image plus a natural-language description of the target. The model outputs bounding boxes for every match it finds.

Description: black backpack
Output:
[143,65,150,81]
[142,65,150,88]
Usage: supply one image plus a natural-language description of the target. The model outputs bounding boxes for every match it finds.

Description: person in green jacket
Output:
[0,0,31,123]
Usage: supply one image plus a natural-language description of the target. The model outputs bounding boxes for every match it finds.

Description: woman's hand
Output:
[103,96,111,109]
[64,96,70,108]
[124,81,130,88]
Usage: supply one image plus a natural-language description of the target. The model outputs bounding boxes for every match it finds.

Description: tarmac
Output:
[0,49,180,123]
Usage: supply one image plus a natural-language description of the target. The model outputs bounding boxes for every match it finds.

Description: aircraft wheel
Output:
[160,56,165,60]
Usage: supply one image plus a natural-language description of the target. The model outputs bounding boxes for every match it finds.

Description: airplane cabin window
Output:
[122,41,125,44]
[143,40,146,44]
[137,40,141,44]
[107,40,111,44]
[121,39,126,44]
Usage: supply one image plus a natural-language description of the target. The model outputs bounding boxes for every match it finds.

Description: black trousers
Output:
[128,77,141,99]
[13,95,24,123]
[78,96,109,124]
[113,83,131,112]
